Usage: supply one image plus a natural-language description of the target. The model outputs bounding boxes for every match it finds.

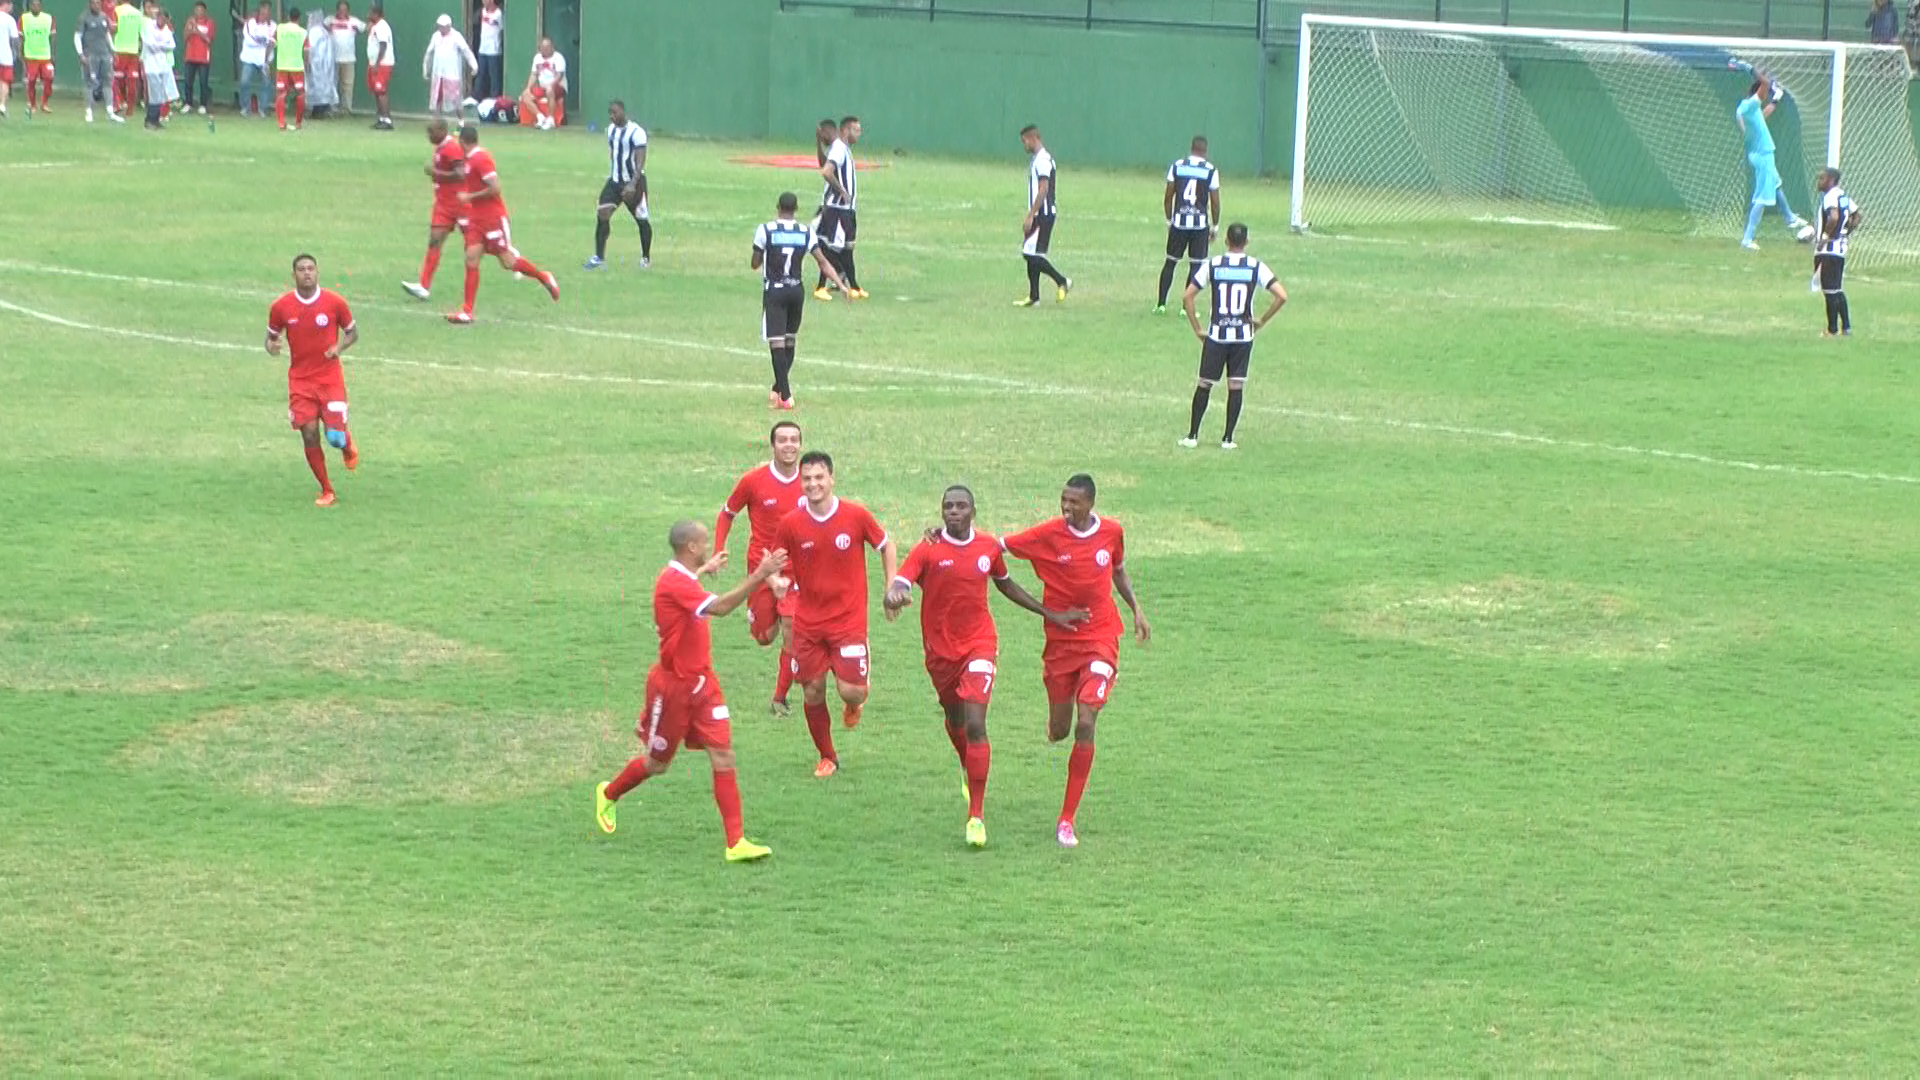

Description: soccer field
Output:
[5,115,1920,1072]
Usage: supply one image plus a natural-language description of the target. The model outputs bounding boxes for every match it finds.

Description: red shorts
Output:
[927,654,996,708]
[430,199,466,232]
[26,59,53,84]
[367,65,391,94]
[790,626,869,688]
[1042,640,1118,708]
[276,71,304,93]
[0,65,12,83]
[464,212,515,256]
[288,379,350,432]
[639,667,731,766]
[744,580,797,647]
[111,54,138,76]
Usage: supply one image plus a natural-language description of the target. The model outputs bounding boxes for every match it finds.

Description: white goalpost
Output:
[1290,14,1920,266]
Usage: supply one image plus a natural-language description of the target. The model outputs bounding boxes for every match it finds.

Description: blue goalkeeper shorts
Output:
[1749,151,1782,206]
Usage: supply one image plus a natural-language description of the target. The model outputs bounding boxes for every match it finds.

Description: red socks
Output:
[303,445,331,493]
[606,754,651,800]
[462,266,480,312]
[1061,742,1094,825]
[420,246,442,289]
[510,256,543,278]
[275,89,287,126]
[803,701,836,763]
[773,649,795,702]
[944,721,968,765]
[711,768,745,846]
[965,741,991,820]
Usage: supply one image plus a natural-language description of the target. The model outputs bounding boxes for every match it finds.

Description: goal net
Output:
[1290,15,1920,267]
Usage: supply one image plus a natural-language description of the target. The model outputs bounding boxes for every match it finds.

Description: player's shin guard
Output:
[711,767,745,846]
[606,754,652,799]
[593,217,611,259]
[945,720,968,765]
[1224,388,1245,443]
[420,246,442,289]
[463,266,481,312]
[1061,742,1094,824]
[637,219,653,260]
[275,87,287,126]
[510,256,544,279]
[1837,293,1850,332]
[840,249,859,290]
[304,445,332,494]
[1188,386,1211,439]
[1033,256,1067,287]
[773,649,795,701]
[1157,257,1179,307]
[1024,257,1043,302]
[965,741,991,820]
[770,346,795,402]
[803,701,837,763]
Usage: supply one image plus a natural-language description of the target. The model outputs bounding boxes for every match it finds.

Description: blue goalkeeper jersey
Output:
[1737,95,1775,155]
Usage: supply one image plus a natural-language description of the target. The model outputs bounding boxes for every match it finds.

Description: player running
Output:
[446,124,560,324]
[1001,474,1150,847]
[885,485,1086,849]
[715,421,808,716]
[1813,166,1861,337]
[265,253,360,507]
[1181,223,1287,450]
[1015,124,1071,307]
[771,450,896,777]
[594,521,786,864]
[752,191,848,409]
[1736,75,1809,250]
[584,99,652,271]
[1156,136,1220,313]
[401,119,468,301]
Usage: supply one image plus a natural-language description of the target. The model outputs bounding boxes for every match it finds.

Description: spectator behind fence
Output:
[1867,0,1898,43]
[327,2,364,113]
[519,35,565,129]
[239,1,273,117]
[181,1,212,114]
[422,12,473,118]
[473,0,502,99]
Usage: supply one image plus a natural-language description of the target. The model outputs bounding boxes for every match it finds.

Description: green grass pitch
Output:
[4,112,1920,1072]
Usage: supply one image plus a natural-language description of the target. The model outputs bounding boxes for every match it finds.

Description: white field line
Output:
[3,263,1918,487]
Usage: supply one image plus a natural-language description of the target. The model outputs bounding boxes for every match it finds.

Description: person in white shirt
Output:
[0,0,18,120]
[421,12,473,118]
[138,2,175,129]
[519,36,565,129]
[364,3,393,128]
[238,1,274,118]
[473,0,502,99]
[326,1,363,113]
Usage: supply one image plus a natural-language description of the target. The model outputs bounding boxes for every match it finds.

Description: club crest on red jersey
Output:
[315,313,330,328]
[976,555,992,573]
[1095,550,1111,567]
[835,534,851,550]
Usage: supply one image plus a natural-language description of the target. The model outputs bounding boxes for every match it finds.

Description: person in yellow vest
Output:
[19,0,54,115]
[273,5,308,130]
[109,0,142,113]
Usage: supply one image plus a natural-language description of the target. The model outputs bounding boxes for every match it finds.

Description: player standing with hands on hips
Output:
[1181,223,1287,450]
[1812,167,1861,337]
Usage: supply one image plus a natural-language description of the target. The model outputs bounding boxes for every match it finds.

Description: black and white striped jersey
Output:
[753,217,820,290]
[1817,186,1856,258]
[823,138,856,211]
[1166,155,1219,231]
[1191,253,1277,343]
[607,120,647,184]
[1029,147,1058,218]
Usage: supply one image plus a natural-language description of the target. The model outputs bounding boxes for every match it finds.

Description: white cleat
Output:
[1221,440,1238,451]
[109,109,126,123]
[1056,821,1079,848]
[1741,240,1760,251]
[401,281,431,300]
[1178,437,1198,448]
[86,108,95,123]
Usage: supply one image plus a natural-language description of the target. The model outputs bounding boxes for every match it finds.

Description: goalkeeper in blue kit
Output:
[1734,73,1810,249]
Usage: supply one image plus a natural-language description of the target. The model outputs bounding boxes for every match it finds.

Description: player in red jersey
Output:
[265,253,360,507]
[770,450,896,777]
[714,420,807,716]
[1000,473,1150,847]
[886,485,1085,848]
[400,119,468,302]
[595,520,787,862]
[446,124,560,325]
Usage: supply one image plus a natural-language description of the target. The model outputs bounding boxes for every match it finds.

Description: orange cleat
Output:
[842,703,862,729]
[813,757,838,778]
[342,440,360,471]
[446,309,474,325]
[315,491,337,507]
[539,271,560,301]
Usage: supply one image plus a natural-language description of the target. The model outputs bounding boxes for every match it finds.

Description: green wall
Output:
[578,0,771,138]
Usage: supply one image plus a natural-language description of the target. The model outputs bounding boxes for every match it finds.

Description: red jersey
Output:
[184,17,215,64]
[653,561,718,680]
[463,146,503,215]
[719,463,804,564]
[432,136,468,206]
[895,529,1009,662]
[772,498,888,638]
[266,288,355,386]
[1002,515,1127,645]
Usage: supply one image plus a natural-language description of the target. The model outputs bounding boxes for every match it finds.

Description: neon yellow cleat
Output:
[725,838,773,862]
[966,817,986,848]
[812,286,833,301]
[595,782,616,834]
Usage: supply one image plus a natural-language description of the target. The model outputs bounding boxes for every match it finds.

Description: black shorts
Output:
[1817,253,1845,292]
[598,175,649,218]
[1166,227,1210,261]
[1198,339,1252,383]
[1023,215,1055,256]
[819,206,857,249]
[762,286,805,341]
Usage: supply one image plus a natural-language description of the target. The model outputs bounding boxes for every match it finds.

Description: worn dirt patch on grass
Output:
[1331,576,1692,661]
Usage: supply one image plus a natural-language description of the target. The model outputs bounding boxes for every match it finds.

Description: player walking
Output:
[1001,474,1150,847]
[752,191,848,409]
[812,115,868,300]
[75,0,118,123]
[402,119,468,301]
[771,451,896,777]
[1016,124,1071,307]
[447,125,560,324]
[1736,75,1809,250]
[714,421,808,715]
[594,521,786,863]
[584,100,652,271]
[886,486,1086,848]
[1813,167,1861,337]
[265,254,360,507]
[1156,136,1221,314]
[1180,223,1287,450]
